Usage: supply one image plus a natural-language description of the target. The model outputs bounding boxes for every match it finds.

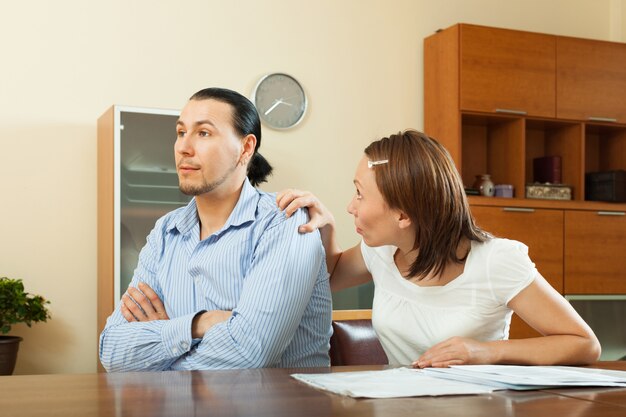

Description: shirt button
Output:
[181,342,189,350]
[172,347,178,354]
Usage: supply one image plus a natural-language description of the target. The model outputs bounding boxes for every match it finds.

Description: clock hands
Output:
[264,98,293,115]
[264,101,281,115]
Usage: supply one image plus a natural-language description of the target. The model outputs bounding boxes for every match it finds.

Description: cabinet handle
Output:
[503,207,535,213]
[588,116,618,123]
[495,108,527,115]
[566,295,626,301]
[597,211,625,216]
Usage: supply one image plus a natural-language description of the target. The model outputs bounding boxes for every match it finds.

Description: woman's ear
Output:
[397,211,412,229]
[240,134,257,165]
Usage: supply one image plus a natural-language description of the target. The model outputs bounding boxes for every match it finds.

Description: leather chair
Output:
[329,309,388,366]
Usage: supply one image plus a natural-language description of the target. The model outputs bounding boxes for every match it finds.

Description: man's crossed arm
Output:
[121,282,231,338]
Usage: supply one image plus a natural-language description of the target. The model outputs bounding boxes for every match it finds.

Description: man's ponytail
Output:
[247,152,273,186]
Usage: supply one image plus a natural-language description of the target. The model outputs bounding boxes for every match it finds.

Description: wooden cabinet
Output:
[460,24,556,118]
[565,210,626,294]
[471,205,563,339]
[425,24,626,203]
[557,37,626,123]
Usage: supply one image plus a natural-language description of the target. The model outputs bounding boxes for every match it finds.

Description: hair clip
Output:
[367,159,389,168]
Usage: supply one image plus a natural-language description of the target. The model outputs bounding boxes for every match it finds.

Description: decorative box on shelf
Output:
[525,183,572,200]
[585,170,626,202]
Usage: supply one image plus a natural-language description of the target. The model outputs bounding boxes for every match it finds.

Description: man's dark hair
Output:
[190,87,273,186]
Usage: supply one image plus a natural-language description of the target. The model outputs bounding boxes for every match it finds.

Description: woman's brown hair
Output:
[364,130,489,280]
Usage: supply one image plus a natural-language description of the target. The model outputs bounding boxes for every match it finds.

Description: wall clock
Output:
[252,73,307,130]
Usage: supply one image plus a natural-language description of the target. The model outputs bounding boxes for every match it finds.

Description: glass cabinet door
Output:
[118,110,191,296]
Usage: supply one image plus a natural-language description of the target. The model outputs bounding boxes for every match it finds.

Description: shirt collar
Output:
[167,178,258,236]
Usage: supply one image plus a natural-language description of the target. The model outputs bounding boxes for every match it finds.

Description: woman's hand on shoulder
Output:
[276,189,335,233]
[412,337,495,368]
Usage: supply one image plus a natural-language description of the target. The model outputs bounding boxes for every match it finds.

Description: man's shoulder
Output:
[254,189,309,230]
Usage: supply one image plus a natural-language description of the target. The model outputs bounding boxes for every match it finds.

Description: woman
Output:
[277,130,601,368]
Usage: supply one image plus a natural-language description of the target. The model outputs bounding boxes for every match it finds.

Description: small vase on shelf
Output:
[473,174,495,197]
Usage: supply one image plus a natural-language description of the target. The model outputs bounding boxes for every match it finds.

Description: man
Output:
[99,88,332,371]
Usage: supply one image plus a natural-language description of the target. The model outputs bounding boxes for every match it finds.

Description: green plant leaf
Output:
[0,277,51,335]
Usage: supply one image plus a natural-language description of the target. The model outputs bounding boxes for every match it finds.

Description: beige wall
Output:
[0,0,621,374]
[622,0,626,40]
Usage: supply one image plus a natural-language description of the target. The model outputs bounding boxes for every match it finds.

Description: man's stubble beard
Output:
[179,159,240,196]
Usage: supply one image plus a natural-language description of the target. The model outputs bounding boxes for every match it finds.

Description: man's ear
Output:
[240,134,257,164]
[398,211,412,229]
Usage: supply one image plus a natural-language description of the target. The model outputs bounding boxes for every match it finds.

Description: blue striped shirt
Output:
[99,179,332,372]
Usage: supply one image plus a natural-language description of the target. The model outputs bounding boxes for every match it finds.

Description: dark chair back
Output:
[329,310,388,366]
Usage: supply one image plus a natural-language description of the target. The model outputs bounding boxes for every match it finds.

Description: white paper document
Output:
[291,368,495,398]
[423,365,626,390]
[291,365,626,398]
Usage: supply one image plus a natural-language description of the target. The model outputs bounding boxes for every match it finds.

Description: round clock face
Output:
[252,73,307,130]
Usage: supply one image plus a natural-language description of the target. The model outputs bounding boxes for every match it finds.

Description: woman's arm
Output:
[499,273,601,364]
[414,274,601,368]
[328,244,372,291]
[276,189,372,290]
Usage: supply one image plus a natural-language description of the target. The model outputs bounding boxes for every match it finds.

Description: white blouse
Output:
[362,238,537,365]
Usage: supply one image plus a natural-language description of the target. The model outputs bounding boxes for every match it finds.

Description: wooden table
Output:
[1,362,625,417]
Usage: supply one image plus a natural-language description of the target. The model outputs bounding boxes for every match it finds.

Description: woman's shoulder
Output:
[466,238,532,275]
[470,237,536,280]
[360,241,396,265]
[473,237,529,256]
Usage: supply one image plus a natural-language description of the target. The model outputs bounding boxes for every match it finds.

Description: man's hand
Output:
[121,282,170,322]
[412,337,495,368]
[192,310,232,339]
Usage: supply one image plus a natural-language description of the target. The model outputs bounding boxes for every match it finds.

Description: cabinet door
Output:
[471,205,564,339]
[565,210,626,293]
[557,37,626,122]
[460,25,556,117]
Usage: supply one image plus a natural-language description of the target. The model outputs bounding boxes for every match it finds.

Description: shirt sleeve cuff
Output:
[160,312,198,358]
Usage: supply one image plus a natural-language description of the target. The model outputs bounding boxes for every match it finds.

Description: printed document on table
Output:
[422,365,626,390]
[292,366,626,398]
[291,368,495,398]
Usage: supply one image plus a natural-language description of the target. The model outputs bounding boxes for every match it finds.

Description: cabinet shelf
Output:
[585,123,626,174]
[461,113,524,193]
[461,113,593,201]
[525,118,584,199]
[468,195,626,212]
